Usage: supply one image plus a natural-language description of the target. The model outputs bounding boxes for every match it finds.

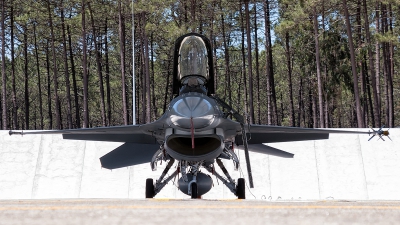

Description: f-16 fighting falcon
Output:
[9,33,389,199]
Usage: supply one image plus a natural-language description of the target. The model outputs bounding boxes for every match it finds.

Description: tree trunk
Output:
[375,2,381,126]
[213,38,218,94]
[61,4,73,129]
[142,12,151,123]
[190,0,196,28]
[342,0,364,127]
[356,0,367,126]
[23,26,29,129]
[210,1,217,93]
[324,83,329,127]
[321,2,329,128]
[48,0,61,129]
[244,0,255,124]
[313,6,324,128]
[364,56,374,127]
[379,3,394,127]
[263,0,278,125]
[33,23,44,130]
[253,3,261,124]
[381,3,389,126]
[240,6,248,116]
[45,42,53,129]
[297,77,303,127]
[104,19,112,126]
[312,91,317,128]
[67,24,80,128]
[221,13,231,106]
[388,4,394,127]
[140,38,145,124]
[88,2,106,127]
[1,0,6,129]
[150,34,157,120]
[163,53,171,114]
[118,0,128,125]
[389,3,395,127]
[285,31,295,127]
[10,6,17,129]
[82,0,89,127]
[362,0,379,128]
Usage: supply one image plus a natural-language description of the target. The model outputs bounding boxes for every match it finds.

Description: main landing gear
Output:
[236,178,245,199]
[145,178,155,198]
[146,146,246,199]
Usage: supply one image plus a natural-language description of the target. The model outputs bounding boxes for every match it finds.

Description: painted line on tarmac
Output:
[2,205,400,211]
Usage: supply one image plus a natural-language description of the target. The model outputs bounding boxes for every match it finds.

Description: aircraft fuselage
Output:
[163,92,235,162]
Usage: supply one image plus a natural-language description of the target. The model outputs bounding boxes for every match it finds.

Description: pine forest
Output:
[0,0,399,130]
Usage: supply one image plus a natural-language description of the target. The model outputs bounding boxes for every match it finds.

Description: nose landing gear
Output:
[190,183,198,199]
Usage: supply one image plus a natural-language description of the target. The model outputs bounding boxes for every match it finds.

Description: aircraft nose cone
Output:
[170,96,215,129]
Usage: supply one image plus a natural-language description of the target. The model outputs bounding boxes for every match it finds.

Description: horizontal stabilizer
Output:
[236,144,294,158]
[100,143,160,169]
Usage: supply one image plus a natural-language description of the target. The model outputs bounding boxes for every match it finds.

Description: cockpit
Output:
[172,33,215,96]
[178,36,209,94]
[178,36,209,80]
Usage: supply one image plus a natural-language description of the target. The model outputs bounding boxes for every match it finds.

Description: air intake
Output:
[165,134,223,161]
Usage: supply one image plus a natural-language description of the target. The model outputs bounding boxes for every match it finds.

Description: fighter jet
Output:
[10,33,383,199]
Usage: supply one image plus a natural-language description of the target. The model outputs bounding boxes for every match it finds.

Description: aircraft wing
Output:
[233,124,370,157]
[9,119,169,169]
[9,117,168,144]
[235,124,369,144]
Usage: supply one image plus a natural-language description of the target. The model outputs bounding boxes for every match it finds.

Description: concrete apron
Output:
[0,129,399,200]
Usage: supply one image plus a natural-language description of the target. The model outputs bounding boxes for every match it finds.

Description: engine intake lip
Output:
[165,134,223,161]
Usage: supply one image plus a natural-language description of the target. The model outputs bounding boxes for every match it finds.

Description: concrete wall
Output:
[0,129,399,200]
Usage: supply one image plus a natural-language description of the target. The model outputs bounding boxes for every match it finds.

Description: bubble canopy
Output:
[178,36,209,81]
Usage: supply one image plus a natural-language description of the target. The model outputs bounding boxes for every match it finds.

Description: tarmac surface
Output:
[1,199,400,225]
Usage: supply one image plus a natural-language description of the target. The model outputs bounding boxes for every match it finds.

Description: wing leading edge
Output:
[236,124,369,144]
[233,124,370,157]
[9,116,168,144]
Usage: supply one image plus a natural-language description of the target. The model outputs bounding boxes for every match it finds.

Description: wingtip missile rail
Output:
[9,130,23,136]
[368,125,391,141]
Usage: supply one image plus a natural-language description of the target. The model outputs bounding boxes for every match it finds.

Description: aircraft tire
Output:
[236,178,245,199]
[191,183,198,199]
[145,178,155,198]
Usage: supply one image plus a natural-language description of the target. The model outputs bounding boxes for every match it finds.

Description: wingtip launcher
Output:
[9,130,23,136]
[368,126,391,141]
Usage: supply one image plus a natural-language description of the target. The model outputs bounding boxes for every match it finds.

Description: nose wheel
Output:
[190,183,198,199]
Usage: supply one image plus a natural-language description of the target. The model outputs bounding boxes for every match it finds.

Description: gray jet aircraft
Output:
[10,33,384,199]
